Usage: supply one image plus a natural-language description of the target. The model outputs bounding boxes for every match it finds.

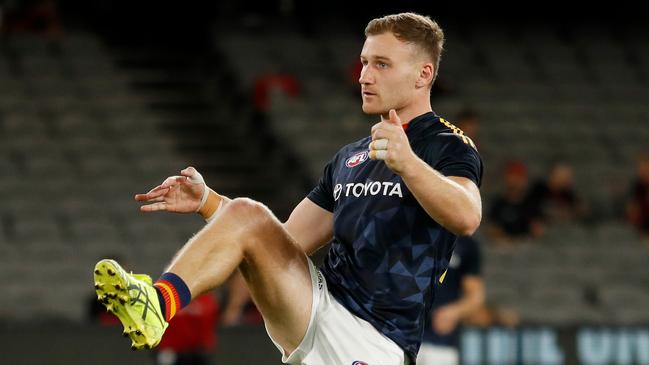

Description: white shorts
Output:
[416,343,459,365]
[267,259,408,365]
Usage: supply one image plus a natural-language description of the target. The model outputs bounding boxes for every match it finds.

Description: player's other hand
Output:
[369,109,417,175]
[134,166,206,213]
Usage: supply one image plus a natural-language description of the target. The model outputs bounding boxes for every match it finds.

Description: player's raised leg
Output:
[165,197,314,353]
[95,197,313,355]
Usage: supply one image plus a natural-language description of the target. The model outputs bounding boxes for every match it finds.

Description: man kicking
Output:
[93,12,483,365]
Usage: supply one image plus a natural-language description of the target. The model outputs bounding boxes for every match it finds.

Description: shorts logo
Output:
[345,151,368,168]
[352,362,369,365]
[333,184,343,201]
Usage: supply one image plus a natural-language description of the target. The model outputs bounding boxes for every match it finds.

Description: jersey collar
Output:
[402,111,438,133]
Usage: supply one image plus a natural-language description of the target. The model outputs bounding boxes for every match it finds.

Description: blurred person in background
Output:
[528,162,588,224]
[154,293,219,365]
[220,272,263,326]
[464,302,520,328]
[417,235,484,365]
[626,153,649,239]
[487,160,544,244]
[93,12,483,365]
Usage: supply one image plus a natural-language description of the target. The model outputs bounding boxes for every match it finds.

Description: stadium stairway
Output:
[107,42,311,220]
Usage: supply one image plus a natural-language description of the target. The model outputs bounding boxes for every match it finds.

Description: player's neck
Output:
[380,100,432,125]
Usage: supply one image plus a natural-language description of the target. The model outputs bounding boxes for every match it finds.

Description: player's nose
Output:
[358,65,374,85]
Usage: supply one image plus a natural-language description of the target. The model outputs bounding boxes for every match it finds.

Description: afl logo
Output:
[352,362,369,365]
[345,151,368,168]
[333,184,342,201]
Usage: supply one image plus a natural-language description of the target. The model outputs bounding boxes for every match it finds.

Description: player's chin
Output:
[361,102,386,115]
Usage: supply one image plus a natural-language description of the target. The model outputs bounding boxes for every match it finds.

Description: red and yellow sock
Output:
[153,272,191,322]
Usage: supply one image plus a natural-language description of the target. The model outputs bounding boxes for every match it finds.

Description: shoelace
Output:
[128,281,165,326]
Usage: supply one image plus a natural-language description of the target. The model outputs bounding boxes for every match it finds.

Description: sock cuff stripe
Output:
[154,282,177,320]
[157,279,181,315]
[158,272,191,307]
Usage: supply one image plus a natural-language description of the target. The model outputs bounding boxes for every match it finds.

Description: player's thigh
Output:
[233,199,313,352]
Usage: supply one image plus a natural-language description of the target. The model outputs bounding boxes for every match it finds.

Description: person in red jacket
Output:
[155,293,220,365]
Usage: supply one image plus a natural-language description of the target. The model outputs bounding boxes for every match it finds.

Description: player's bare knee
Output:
[226,197,266,218]
[224,198,282,254]
[224,198,274,231]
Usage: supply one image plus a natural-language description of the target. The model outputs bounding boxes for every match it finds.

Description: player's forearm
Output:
[199,188,231,221]
[282,198,334,256]
[450,286,485,320]
[401,157,481,236]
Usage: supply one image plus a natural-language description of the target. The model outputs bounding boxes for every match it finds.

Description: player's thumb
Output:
[181,166,195,177]
[182,166,205,185]
[388,109,401,126]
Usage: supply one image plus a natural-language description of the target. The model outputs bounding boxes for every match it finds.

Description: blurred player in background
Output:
[92,12,482,364]
[417,236,484,365]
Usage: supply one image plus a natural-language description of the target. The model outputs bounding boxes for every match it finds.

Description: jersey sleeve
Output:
[425,133,483,187]
[307,157,336,212]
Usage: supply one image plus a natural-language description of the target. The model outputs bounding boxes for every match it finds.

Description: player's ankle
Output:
[153,272,192,322]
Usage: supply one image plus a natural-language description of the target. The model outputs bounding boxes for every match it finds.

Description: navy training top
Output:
[307,111,483,363]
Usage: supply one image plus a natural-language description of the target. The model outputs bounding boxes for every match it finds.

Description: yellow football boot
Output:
[93,259,168,350]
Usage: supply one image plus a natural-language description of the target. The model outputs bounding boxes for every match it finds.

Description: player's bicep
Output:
[283,198,333,255]
[448,175,481,199]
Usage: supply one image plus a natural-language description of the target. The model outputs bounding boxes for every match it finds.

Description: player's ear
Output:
[416,63,434,89]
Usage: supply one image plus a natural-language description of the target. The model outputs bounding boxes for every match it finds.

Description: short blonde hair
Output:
[365,12,445,85]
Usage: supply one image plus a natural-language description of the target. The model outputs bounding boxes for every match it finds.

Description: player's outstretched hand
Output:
[369,109,417,175]
[134,166,206,213]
